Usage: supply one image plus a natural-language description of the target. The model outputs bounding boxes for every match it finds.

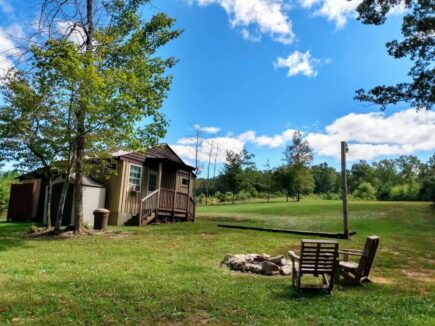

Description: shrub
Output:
[389,182,420,201]
[353,182,377,200]
[197,194,206,205]
[0,182,9,217]
[236,190,251,201]
[321,192,341,200]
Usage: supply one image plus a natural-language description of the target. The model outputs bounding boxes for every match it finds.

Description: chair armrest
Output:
[338,250,363,256]
[288,250,300,262]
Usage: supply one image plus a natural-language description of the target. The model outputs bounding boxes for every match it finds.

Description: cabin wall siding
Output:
[106,160,196,225]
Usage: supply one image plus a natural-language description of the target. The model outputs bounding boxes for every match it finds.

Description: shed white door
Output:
[83,187,106,225]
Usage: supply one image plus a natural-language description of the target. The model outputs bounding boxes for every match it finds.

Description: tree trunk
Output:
[286,192,288,202]
[74,0,93,234]
[296,192,300,202]
[45,176,52,229]
[232,192,235,204]
[74,128,84,233]
[55,173,71,231]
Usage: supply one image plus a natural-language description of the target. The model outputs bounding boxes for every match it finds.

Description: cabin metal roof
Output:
[115,144,195,171]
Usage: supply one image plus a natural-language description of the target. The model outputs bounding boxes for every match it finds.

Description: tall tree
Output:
[355,0,434,110]
[38,0,181,232]
[348,160,375,193]
[284,131,313,167]
[283,131,314,201]
[311,163,339,194]
[220,149,255,204]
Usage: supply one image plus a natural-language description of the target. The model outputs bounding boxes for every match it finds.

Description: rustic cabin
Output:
[7,144,196,226]
[108,145,196,225]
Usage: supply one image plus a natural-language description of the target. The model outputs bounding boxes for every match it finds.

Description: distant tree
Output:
[348,161,375,193]
[0,182,8,217]
[283,131,313,167]
[396,155,422,183]
[355,0,434,110]
[353,182,377,200]
[220,149,255,204]
[293,166,315,201]
[418,153,435,202]
[262,159,273,203]
[311,163,339,194]
[283,131,314,201]
[273,166,295,202]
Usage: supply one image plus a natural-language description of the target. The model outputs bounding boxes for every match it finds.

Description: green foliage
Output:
[353,182,377,200]
[390,182,421,201]
[348,160,375,193]
[355,0,434,110]
[220,149,256,203]
[0,172,18,217]
[312,162,339,193]
[283,131,313,167]
[0,182,8,216]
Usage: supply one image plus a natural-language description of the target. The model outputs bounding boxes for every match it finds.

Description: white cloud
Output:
[0,24,23,77]
[173,109,435,167]
[193,124,221,134]
[172,128,298,164]
[57,21,86,46]
[188,0,295,44]
[299,0,358,28]
[274,50,326,77]
[306,109,435,161]
[299,0,406,28]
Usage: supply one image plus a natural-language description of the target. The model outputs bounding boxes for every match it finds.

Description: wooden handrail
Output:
[139,189,196,225]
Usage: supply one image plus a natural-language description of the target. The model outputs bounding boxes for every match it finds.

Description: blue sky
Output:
[0,0,434,175]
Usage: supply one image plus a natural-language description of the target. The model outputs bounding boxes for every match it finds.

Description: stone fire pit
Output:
[222,253,293,276]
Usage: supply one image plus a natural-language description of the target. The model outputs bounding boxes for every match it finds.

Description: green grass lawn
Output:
[0,199,434,325]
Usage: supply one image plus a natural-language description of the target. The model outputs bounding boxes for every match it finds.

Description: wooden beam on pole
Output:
[341,141,349,239]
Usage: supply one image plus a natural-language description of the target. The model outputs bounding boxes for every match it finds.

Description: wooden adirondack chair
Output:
[288,239,339,294]
[337,235,380,285]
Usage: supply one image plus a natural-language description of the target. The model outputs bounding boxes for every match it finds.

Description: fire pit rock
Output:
[222,253,293,276]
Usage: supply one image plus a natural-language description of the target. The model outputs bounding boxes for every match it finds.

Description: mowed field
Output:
[0,199,433,325]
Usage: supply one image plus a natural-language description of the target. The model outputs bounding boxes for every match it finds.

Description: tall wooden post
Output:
[341,141,349,239]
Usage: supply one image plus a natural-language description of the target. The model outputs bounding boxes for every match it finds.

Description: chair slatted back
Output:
[358,236,380,278]
[300,240,339,275]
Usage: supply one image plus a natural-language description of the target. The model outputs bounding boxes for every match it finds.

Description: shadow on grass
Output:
[0,221,34,252]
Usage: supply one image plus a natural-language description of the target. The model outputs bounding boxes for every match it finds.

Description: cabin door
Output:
[147,170,158,196]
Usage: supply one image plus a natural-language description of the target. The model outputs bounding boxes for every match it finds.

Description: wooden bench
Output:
[289,239,339,294]
[337,235,380,285]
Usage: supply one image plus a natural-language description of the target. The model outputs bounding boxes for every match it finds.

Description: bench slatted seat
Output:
[289,239,339,294]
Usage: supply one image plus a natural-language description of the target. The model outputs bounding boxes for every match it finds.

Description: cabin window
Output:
[148,174,157,192]
[181,177,189,188]
[128,164,142,192]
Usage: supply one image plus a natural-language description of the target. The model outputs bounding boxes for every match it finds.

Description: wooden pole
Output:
[341,141,349,239]
[156,162,163,219]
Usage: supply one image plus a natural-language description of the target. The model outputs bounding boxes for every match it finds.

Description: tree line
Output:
[195,132,435,204]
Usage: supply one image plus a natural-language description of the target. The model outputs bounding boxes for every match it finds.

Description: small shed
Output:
[7,174,106,226]
[47,175,106,226]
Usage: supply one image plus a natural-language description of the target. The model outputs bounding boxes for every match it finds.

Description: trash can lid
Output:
[93,208,110,213]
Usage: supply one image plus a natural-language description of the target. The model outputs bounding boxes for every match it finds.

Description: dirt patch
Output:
[371,276,395,285]
[401,269,435,282]
[24,228,130,240]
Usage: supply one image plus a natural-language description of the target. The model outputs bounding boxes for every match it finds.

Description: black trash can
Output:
[93,208,110,231]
